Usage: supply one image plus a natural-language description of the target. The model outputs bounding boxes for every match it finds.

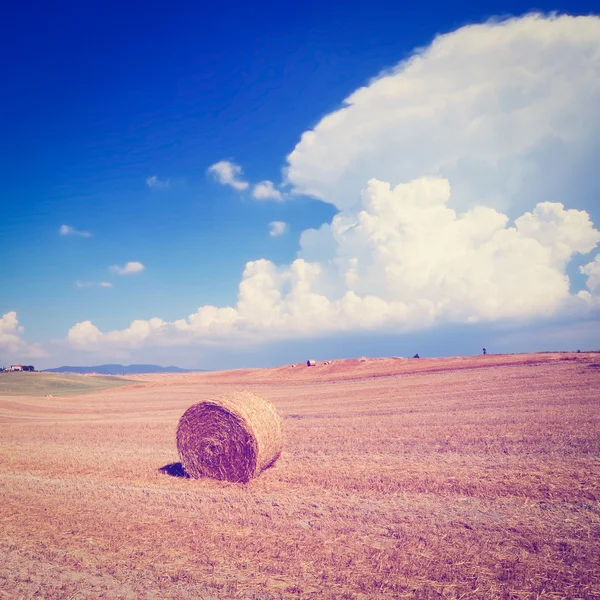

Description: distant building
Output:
[6,365,34,372]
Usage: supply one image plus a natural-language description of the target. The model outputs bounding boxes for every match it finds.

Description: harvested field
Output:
[0,371,135,397]
[1,352,599,599]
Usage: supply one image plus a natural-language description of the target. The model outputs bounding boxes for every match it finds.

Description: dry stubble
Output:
[1,353,599,599]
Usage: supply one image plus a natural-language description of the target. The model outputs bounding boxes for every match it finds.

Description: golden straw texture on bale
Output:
[176,391,283,482]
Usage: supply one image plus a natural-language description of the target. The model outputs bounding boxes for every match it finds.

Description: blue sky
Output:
[1,1,599,368]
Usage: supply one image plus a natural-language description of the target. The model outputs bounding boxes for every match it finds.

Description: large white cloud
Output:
[286,14,600,215]
[66,14,600,353]
[67,176,600,351]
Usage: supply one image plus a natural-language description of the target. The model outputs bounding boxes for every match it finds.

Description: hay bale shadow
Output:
[159,462,190,478]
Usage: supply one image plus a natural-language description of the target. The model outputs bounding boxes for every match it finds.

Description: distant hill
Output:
[43,364,199,375]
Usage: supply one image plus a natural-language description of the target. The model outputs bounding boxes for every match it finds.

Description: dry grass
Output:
[1,352,599,599]
[0,371,135,396]
[176,391,283,482]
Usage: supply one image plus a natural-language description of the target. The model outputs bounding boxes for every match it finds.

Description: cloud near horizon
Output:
[0,312,47,360]
[51,14,600,353]
[109,261,145,275]
[67,178,600,351]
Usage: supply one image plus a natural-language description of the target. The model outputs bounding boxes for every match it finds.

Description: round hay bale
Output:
[176,391,283,483]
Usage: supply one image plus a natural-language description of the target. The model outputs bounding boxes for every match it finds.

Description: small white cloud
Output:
[208,160,249,191]
[68,320,103,346]
[580,254,600,294]
[77,280,114,288]
[146,175,170,189]
[60,225,91,238]
[253,180,283,201]
[269,221,288,237]
[110,261,145,276]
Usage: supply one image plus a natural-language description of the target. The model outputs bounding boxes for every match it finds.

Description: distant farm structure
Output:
[1,365,35,372]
